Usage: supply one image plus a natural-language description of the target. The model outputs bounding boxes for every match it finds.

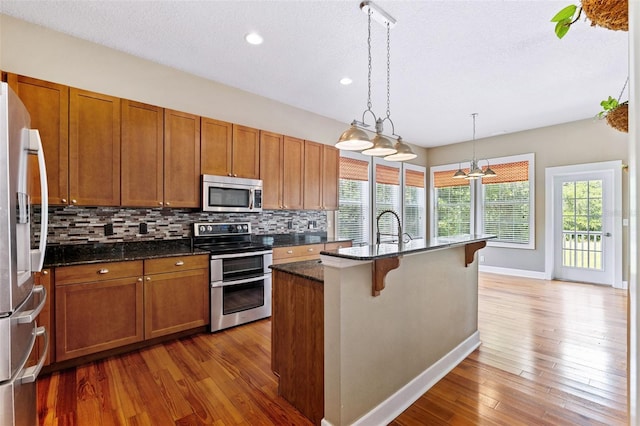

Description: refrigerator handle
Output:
[28,129,48,272]
[19,326,49,384]
[16,285,46,324]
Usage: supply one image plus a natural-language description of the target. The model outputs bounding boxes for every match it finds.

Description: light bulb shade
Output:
[336,124,373,150]
[452,168,467,179]
[468,166,484,178]
[483,166,497,177]
[361,133,397,156]
[384,139,417,161]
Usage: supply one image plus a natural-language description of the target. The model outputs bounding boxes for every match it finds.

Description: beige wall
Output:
[0,14,427,166]
[427,119,629,276]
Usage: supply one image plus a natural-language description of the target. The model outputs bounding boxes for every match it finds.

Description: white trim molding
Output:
[479,265,546,280]
[320,331,481,426]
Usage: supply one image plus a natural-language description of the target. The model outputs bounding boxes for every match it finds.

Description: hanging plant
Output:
[598,97,628,133]
[551,0,628,39]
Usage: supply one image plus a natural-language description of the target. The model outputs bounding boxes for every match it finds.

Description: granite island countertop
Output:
[319,234,496,261]
[43,239,208,268]
[269,259,324,283]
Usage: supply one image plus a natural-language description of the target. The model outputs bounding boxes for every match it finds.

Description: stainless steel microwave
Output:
[201,175,263,213]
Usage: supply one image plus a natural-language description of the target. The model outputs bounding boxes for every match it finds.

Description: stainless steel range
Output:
[193,222,272,332]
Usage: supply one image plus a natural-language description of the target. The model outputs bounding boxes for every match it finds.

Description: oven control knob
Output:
[207,225,213,232]
[242,224,248,231]
[199,225,206,233]
[236,225,242,231]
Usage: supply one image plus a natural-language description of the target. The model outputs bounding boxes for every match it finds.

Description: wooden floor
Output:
[37,273,628,425]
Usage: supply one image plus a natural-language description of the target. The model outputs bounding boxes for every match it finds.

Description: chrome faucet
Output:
[376,209,403,246]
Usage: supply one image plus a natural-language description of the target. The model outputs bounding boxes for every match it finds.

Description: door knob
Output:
[605,232,612,237]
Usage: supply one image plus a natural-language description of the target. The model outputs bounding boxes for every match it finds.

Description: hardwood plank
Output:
[38,273,627,425]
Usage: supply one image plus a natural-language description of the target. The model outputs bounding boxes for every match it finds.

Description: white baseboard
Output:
[321,331,480,426]
[479,265,546,280]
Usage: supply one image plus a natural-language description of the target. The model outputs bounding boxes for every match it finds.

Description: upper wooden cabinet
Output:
[232,125,260,179]
[201,117,233,177]
[201,121,260,179]
[321,144,339,210]
[303,141,339,210]
[260,132,304,210]
[164,109,201,208]
[121,100,164,207]
[69,88,121,206]
[6,74,69,205]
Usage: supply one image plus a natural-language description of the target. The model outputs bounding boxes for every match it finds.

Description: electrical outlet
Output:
[287,220,293,229]
[104,223,114,236]
[139,223,148,234]
[479,255,485,263]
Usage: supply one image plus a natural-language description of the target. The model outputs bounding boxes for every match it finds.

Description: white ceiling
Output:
[0,0,629,148]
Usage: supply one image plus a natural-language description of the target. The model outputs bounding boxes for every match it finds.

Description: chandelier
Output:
[335,1,417,162]
[452,113,497,180]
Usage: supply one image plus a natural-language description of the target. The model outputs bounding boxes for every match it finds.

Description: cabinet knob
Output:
[158,202,163,206]
[283,205,287,209]
[175,260,184,266]
[146,277,151,281]
[137,278,143,282]
[42,270,49,275]
[61,198,67,203]
[307,248,314,252]
[98,269,109,274]
[287,250,293,254]
[71,199,77,204]
[165,202,171,206]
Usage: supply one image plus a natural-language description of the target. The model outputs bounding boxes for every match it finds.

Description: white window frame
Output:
[429,153,535,249]
[336,150,371,246]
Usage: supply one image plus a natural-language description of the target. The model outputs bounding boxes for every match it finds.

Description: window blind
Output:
[433,169,471,188]
[375,162,401,242]
[337,156,370,245]
[404,168,425,240]
[340,157,369,181]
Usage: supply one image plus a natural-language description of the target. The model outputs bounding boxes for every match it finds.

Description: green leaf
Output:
[555,20,571,38]
[551,4,577,22]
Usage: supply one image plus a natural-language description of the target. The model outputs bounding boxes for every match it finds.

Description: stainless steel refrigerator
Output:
[0,81,49,425]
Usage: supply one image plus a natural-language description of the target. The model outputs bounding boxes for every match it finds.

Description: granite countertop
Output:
[254,232,350,248]
[43,239,207,267]
[319,234,496,261]
[270,260,324,283]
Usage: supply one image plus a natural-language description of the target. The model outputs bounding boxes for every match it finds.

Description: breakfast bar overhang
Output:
[319,234,495,426]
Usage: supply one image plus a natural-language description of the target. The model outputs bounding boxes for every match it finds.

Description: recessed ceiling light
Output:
[340,77,353,85]
[245,32,263,45]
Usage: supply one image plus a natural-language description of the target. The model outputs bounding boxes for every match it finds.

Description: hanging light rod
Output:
[360,1,397,28]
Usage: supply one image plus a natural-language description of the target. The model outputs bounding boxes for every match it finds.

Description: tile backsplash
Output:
[34,206,328,245]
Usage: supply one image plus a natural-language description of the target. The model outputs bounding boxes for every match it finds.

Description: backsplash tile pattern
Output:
[34,206,327,245]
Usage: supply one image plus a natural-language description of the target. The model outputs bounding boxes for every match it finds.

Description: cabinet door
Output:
[164,109,200,208]
[121,100,164,207]
[201,117,233,177]
[321,145,339,210]
[144,268,209,339]
[260,131,283,209]
[303,141,323,210]
[55,277,144,361]
[7,74,69,205]
[69,88,121,206]
[283,136,304,210]
[232,124,260,179]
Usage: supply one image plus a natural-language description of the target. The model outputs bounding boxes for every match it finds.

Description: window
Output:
[432,166,472,237]
[404,165,426,241]
[430,153,535,249]
[337,152,426,245]
[481,160,532,246]
[337,154,370,245]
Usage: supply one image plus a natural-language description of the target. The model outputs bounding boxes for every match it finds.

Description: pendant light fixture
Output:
[452,113,497,180]
[336,1,416,162]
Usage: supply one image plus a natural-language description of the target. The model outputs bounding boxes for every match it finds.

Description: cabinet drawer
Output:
[55,261,143,286]
[324,241,352,251]
[273,244,324,261]
[144,254,209,275]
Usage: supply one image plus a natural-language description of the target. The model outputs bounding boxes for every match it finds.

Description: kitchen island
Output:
[270,234,494,426]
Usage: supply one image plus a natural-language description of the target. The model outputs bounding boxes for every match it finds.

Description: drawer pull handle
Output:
[175,261,185,266]
[287,250,293,254]
[98,269,109,274]
[307,248,314,252]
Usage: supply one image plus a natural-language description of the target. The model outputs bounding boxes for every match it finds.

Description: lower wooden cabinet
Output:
[54,255,209,362]
[55,261,144,362]
[143,255,209,339]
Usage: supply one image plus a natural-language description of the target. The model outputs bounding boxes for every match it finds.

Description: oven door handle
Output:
[212,274,270,288]
[210,250,273,260]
